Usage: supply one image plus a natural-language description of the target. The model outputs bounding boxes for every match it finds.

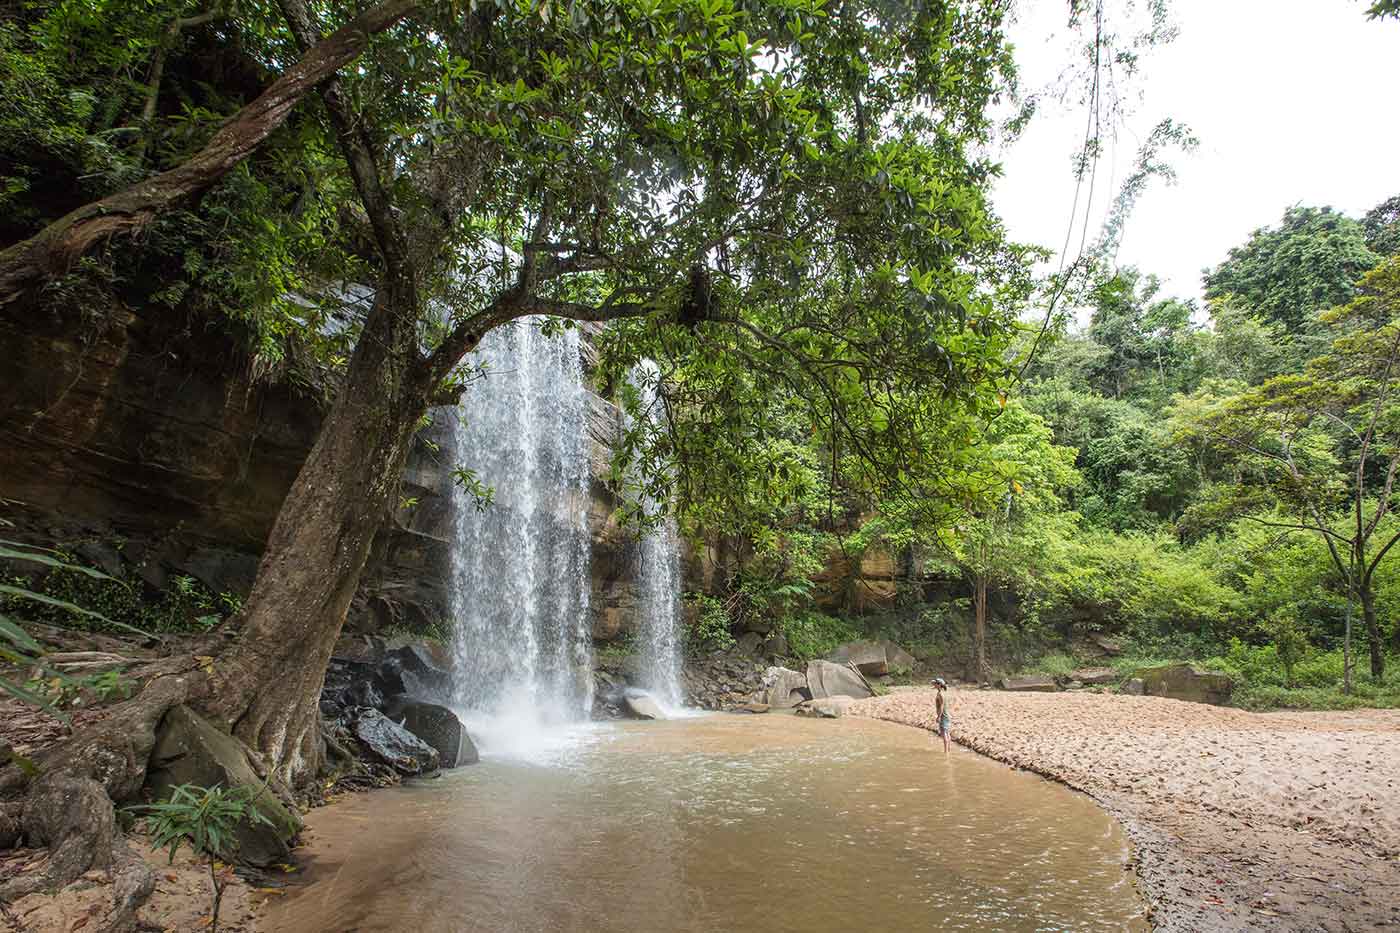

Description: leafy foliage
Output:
[1203,205,1379,335]
[131,782,275,933]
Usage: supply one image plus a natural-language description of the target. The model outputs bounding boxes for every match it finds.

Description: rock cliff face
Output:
[0,301,643,644]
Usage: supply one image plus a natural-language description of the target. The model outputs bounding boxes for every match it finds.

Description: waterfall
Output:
[628,364,686,710]
[445,317,594,751]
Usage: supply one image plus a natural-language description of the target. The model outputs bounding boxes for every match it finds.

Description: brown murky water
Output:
[263,715,1145,932]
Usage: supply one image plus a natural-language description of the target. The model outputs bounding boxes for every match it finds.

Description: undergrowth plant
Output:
[131,782,273,933]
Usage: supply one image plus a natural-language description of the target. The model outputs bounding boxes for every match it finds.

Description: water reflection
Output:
[264,716,1145,932]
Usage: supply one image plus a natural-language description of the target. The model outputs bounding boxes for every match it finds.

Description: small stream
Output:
[263,715,1144,932]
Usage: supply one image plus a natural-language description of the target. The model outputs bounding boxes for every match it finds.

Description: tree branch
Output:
[0,0,419,306]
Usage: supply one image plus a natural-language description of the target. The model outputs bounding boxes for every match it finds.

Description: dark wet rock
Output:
[1122,677,1146,696]
[146,706,301,867]
[805,660,873,699]
[331,634,390,665]
[353,709,440,775]
[376,643,453,700]
[389,701,478,768]
[998,675,1058,692]
[1137,663,1232,706]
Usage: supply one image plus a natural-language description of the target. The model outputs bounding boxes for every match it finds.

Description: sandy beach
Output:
[853,689,1400,932]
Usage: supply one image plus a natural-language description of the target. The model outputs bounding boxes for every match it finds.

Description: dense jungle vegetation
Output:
[718,199,1400,711]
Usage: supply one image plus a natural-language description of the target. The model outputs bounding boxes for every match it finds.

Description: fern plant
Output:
[132,783,274,933]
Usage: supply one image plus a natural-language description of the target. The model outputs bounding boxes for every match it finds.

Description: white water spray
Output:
[628,363,686,711]
[445,318,595,757]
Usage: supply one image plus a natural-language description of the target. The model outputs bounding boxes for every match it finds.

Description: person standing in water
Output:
[933,678,952,753]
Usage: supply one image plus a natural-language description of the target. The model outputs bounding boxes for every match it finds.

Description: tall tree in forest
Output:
[922,404,1080,681]
[1179,257,1400,677]
[1362,194,1400,258]
[1203,205,1378,335]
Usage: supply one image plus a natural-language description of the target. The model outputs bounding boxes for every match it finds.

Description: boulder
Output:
[1122,678,1146,696]
[353,709,440,774]
[390,701,478,768]
[997,675,1058,692]
[622,689,668,720]
[1069,667,1118,686]
[794,696,856,718]
[805,660,874,700]
[146,706,301,867]
[733,631,765,658]
[827,641,890,676]
[733,702,770,714]
[880,640,917,673]
[1137,663,1233,706]
[375,643,453,700]
[762,666,811,709]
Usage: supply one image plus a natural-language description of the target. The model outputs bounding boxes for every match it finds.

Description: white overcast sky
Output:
[992,0,1400,305]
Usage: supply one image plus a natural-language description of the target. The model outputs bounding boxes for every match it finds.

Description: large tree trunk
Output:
[1361,585,1385,680]
[0,0,417,306]
[204,287,426,784]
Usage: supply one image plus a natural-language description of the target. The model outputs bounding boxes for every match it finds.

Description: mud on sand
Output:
[853,689,1400,933]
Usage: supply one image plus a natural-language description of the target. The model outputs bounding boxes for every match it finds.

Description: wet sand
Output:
[854,689,1400,932]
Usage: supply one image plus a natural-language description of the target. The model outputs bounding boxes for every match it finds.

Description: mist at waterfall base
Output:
[443,320,692,761]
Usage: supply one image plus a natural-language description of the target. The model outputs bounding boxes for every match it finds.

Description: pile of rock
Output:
[319,634,478,782]
[682,654,768,710]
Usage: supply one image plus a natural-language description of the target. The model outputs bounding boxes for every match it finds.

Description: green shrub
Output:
[781,611,859,661]
[0,546,239,636]
[1025,653,1078,677]
[686,594,736,654]
[130,782,273,933]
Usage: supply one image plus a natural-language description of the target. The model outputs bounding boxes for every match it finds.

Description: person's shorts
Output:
[939,713,951,735]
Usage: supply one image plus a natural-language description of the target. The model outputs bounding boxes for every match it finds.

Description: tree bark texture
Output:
[1361,586,1384,680]
[0,0,418,306]
[974,574,988,685]
[204,286,425,784]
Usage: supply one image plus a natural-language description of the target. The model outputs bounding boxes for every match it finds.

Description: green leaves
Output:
[131,782,275,864]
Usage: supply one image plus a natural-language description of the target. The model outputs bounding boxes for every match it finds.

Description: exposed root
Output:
[0,672,195,917]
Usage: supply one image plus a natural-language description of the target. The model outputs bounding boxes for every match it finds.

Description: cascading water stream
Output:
[444,318,595,758]
[628,364,686,711]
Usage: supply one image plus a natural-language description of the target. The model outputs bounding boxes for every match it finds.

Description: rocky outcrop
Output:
[1137,663,1233,706]
[826,640,917,677]
[827,641,890,675]
[998,675,1058,692]
[352,709,440,775]
[388,701,478,768]
[1069,667,1118,686]
[762,666,810,709]
[681,655,767,710]
[146,706,302,867]
[805,660,874,699]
